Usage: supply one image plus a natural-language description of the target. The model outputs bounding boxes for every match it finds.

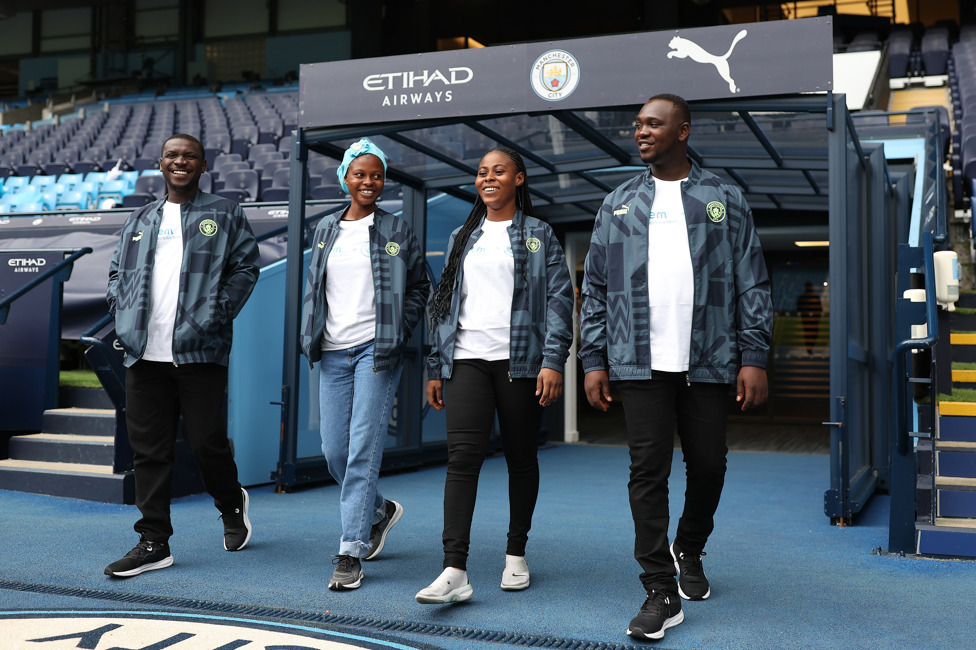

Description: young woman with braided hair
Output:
[416,147,575,604]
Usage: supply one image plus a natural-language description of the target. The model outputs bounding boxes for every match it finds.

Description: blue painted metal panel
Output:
[0,250,68,431]
[938,489,976,517]
[939,416,976,442]
[938,452,976,478]
[917,527,976,556]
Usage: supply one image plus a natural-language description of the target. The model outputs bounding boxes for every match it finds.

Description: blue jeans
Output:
[318,342,403,557]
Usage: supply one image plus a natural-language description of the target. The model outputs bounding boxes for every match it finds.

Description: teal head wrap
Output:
[337,137,388,193]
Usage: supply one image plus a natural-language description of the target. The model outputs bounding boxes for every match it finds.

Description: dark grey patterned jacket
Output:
[300,207,429,372]
[427,211,575,380]
[579,160,772,383]
[107,191,260,368]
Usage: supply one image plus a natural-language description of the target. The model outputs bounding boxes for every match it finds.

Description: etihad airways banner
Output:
[300,17,833,129]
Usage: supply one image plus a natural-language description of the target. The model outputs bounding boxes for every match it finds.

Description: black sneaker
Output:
[104,540,174,578]
[626,590,684,641]
[364,499,403,561]
[329,554,363,590]
[671,540,710,600]
[221,487,252,551]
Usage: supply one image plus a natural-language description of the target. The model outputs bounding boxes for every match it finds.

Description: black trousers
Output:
[616,373,729,595]
[442,359,544,570]
[125,360,242,543]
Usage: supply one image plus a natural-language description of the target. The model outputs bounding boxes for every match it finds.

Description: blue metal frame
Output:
[823,94,903,523]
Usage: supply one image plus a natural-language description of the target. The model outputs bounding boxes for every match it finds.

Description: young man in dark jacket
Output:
[104,134,260,577]
[579,94,772,641]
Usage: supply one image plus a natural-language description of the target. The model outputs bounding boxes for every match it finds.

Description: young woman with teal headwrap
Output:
[299,137,430,591]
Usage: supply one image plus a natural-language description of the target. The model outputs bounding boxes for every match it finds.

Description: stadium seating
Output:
[0,87,315,212]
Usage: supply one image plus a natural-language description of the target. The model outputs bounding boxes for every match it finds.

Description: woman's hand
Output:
[426,379,445,411]
[536,368,563,406]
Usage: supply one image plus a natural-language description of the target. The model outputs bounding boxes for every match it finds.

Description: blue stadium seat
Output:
[133,174,166,197]
[122,193,155,208]
[260,187,289,201]
[120,170,139,191]
[14,201,46,214]
[56,191,90,210]
[72,160,102,174]
[0,194,18,213]
[84,171,108,188]
[4,176,29,193]
[215,188,247,203]
[58,173,84,187]
[29,175,57,188]
[309,184,345,200]
[199,171,213,194]
[220,169,259,201]
[96,179,130,207]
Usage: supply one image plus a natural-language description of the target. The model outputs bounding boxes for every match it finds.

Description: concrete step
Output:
[58,386,114,410]
[8,433,115,465]
[0,459,134,504]
[41,408,115,437]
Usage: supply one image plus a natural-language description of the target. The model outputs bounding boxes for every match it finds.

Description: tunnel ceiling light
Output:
[794,240,830,247]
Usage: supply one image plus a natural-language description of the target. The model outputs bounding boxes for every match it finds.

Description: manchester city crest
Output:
[706,201,726,223]
[530,49,581,102]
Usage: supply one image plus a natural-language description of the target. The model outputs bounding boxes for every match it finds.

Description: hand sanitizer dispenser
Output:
[933,250,960,311]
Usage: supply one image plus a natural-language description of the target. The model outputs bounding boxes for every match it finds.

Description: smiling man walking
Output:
[105,134,260,577]
[578,94,772,641]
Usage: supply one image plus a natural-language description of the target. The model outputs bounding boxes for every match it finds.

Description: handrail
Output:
[891,231,939,456]
[79,313,127,412]
[0,247,92,325]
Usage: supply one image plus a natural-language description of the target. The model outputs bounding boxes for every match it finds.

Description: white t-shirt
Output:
[321,214,376,351]
[454,219,514,361]
[647,177,694,372]
[143,201,183,362]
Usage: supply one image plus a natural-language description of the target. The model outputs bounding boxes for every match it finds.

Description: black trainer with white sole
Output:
[104,540,174,578]
[221,487,252,551]
[671,540,710,600]
[626,590,684,641]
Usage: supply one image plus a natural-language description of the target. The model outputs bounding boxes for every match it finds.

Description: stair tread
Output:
[938,401,976,416]
[936,476,976,488]
[936,440,976,450]
[933,517,976,529]
[46,407,114,415]
[0,459,115,474]
[12,433,115,444]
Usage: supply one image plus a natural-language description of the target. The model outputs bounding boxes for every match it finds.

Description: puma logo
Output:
[132,231,144,241]
[667,30,747,93]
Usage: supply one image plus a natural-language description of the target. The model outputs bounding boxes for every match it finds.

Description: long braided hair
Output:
[428,147,536,323]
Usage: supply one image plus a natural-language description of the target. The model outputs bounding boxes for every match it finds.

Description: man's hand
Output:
[584,370,613,411]
[736,366,768,411]
[536,368,563,406]
[426,379,445,411]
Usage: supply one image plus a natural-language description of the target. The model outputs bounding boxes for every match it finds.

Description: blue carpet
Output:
[1,443,973,649]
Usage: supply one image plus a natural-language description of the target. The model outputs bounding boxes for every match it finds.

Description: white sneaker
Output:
[500,554,530,591]
[415,568,473,604]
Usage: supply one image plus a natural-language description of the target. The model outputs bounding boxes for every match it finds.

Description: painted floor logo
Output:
[0,611,431,650]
